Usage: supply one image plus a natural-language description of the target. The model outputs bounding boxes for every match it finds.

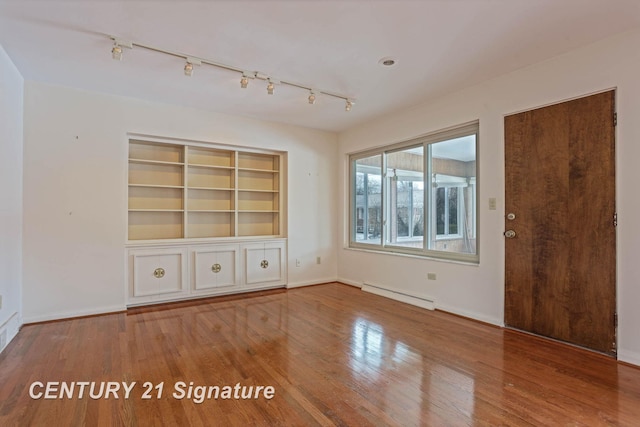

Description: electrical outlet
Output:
[296,259,301,267]
[316,256,321,265]
[0,294,3,310]
[427,273,437,280]
[0,330,6,350]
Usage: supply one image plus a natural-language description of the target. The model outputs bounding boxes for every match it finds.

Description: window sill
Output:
[344,244,479,266]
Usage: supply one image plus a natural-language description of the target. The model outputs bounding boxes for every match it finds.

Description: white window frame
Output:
[349,121,479,263]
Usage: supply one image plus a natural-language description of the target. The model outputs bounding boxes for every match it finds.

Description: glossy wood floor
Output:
[1,283,639,426]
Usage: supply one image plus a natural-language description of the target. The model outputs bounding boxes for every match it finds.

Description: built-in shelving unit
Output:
[128,139,284,241]
[127,137,287,307]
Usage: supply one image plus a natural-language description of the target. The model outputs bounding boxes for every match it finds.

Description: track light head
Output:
[267,79,275,95]
[308,91,317,105]
[109,37,132,61]
[240,75,249,88]
[184,62,193,76]
[345,99,354,112]
[112,44,123,61]
[183,57,201,77]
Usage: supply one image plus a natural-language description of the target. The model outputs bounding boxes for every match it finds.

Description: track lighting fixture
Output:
[345,99,354,112]
[108,35,355,111]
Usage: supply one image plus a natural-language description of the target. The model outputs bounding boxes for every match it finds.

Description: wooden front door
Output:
[504,91,617,355]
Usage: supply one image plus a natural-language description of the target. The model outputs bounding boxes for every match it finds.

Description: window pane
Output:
[448,187,458,235]
[429,135,476,254]
[436,187,445,235]
[386,147,424,248]
[355,155,382,245]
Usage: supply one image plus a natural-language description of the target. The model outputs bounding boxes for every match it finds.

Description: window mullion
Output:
[424,143,432,252]
[381,153,388,247]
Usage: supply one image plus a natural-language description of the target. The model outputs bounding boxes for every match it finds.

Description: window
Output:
[349,122,478,263]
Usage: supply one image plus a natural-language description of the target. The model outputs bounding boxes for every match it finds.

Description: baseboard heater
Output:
[362,283,435,311]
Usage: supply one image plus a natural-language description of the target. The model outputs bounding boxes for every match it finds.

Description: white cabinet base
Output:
[244,242,286,286]
[130,248,189,304]
[193,244,239,292]
[127,239,286,306]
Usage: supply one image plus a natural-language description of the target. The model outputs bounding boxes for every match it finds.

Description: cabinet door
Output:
[243,241,286,286]
[130,248,188,300]
[192,245,239,291]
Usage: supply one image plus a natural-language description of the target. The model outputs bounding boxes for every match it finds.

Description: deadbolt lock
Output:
[504,230,516,239]
[507,213,516,220]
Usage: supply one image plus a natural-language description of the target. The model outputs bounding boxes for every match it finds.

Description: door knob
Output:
[504,230,516,238]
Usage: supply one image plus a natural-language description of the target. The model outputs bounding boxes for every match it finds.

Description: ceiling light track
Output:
[109,36,355,110]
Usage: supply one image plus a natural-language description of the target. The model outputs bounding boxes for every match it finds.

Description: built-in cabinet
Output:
[126,136,287,306]
[127,240,287,306]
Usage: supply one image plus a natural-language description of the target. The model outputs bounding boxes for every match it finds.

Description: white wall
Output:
[23,82,338,322]
[0,44,23,352]
[337,29,640,366]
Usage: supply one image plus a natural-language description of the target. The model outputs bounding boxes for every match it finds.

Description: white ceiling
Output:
[1,0,639,133]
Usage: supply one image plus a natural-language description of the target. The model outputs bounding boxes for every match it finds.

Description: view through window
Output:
[350,123,478,262]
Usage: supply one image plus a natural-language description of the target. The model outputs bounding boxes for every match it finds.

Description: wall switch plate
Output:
[489,198,497,210]
[316,256,321,264]
[427,273,437,280]
[296,259,301,267]
[0,294,3,310]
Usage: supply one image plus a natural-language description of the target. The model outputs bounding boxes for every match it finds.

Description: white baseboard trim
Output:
[335,278,362,288]
[362,282,435,311]
[435,303,503,327]
[287,277,338,289]
[0,311,21,353]
[618,349,640,367]
[22,304,126,324]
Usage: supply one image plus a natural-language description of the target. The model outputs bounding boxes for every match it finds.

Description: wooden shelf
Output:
[129,209,184,212]
[238,152,279,171]
[238,212,279,237]
[187,186,234,191]
[187,209,235,213]
[188,146,234,168]
[129,158,184,166]
[237,167,279,173]
[128,211,183,240]
[130,140,184,163]
[129,163,183,187]
[187,211,235,238]
[128,140,283,241]
[129,184,185,189]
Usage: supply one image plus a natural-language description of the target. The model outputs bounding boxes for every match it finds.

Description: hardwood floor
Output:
[1,283,639,426]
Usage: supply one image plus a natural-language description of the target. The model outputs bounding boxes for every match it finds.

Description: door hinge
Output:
[614,312,618,328]
[614,112,617,126]
[613,212,618,227]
